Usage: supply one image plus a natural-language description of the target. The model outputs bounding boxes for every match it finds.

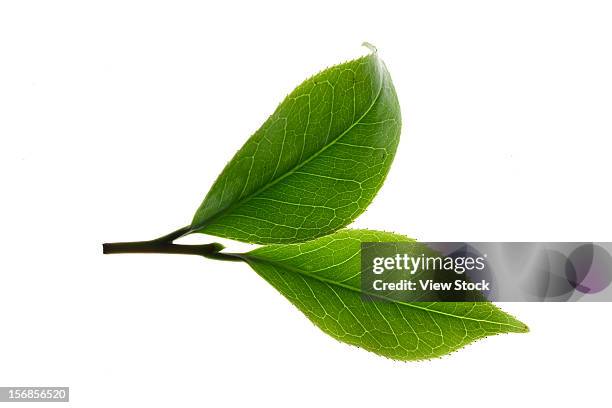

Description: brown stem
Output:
[102,226,242,262]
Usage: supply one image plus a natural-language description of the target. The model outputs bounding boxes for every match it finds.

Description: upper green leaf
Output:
[191,49,401,244]
[242,229,528,361]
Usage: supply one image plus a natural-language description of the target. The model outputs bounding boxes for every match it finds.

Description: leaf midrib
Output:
[192,56,384,233]
[244,253,526,331]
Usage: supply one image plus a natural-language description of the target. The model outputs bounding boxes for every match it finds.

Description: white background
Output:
[1,0,611,406]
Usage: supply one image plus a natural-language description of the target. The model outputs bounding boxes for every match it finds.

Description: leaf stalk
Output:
[102,226,242,262]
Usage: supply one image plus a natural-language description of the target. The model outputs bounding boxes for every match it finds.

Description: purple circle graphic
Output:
[565,244,612,294]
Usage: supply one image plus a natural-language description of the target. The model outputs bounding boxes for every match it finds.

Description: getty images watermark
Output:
[361,242,612,302]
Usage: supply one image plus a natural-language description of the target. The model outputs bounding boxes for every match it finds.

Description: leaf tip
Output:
[504,312,530,334]
[362,42,378,54]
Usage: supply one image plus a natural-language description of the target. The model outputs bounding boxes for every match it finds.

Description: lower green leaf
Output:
[242,229,528,361]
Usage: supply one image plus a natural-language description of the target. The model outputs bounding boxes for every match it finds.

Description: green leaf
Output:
[191,48,401,244]
[241,229,528,361]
